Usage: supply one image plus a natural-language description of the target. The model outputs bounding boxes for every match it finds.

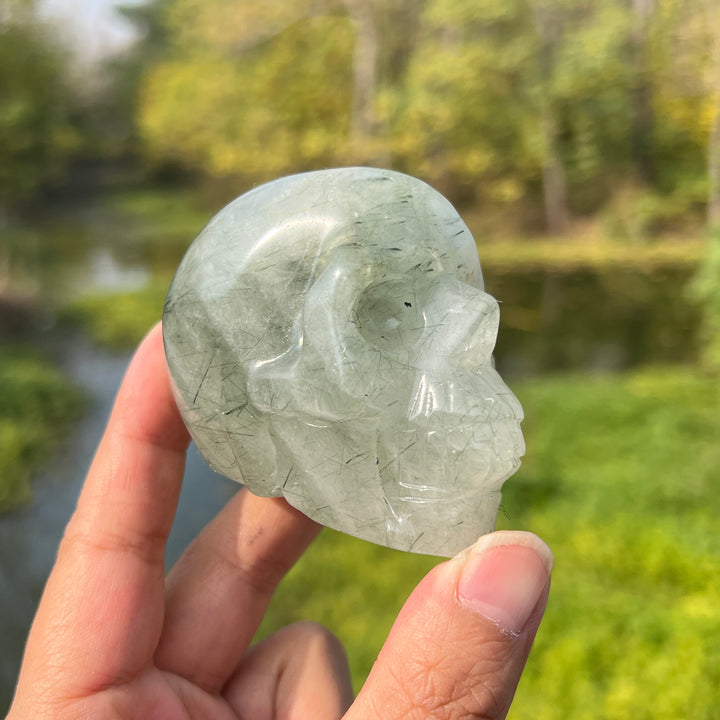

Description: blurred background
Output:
[2,0,720,716]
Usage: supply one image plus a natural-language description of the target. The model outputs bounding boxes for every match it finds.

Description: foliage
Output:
[690,228,720,371]
[392,0,632,207]
[101,186,211,244]
[59,283,169,351]
[600,182,708,242]
[0,345,85,512]
[256,366,720,716]
[138,2,355,181]
[505,367,720,718]
[0,17,76,212]
[478,238,703,271]
[78,0,174,158]
[3,0,719,234]
[129,0,720,231]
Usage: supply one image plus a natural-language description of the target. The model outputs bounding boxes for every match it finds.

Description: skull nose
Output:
[460,290,500,360]
[414,280,500,369]
[353,277,426,352]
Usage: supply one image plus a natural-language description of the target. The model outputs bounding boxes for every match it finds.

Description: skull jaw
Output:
[260,414,522,557]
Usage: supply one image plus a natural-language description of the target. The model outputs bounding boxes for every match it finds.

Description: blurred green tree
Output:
[135,0,427,182]
[684,0,720,370]
[0,8,76,220]
[73,0,173,159]
[389,0,638,228]
[137,1,352,180]
[646,0,716,208]
[130,0,720,232]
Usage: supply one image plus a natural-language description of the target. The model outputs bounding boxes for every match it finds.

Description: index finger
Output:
[19,323,190,697]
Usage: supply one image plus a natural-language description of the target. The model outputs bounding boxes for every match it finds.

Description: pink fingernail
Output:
[457,531,553,635]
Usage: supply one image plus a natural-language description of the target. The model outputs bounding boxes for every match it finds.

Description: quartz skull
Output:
[163,167,524,556]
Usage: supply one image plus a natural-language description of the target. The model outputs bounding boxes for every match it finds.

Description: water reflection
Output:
[85,246,151,292]
[487,265,700,377]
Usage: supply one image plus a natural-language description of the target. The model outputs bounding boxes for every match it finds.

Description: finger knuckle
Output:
[186,539,285,596]
[59,523,164,568]
[285,620,348,661]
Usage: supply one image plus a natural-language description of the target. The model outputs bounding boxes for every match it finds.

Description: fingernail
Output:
[456,531,553,635]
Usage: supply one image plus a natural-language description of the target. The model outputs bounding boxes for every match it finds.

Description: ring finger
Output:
[153,489,321,692]
[224,620,354,718]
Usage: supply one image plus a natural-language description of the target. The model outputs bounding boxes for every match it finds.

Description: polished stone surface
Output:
[163,168,524,556]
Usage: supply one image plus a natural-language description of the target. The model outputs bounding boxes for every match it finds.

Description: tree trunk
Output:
[708,8,720,228]
[342,0,379,155]
[540,107,569,235]
[629,0,656,183]
[532,0,570,235]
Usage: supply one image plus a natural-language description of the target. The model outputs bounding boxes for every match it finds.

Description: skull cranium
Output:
[163,167,524,556]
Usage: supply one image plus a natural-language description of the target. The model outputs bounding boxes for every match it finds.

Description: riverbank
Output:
[57,250,704,376]
[0,344,85,512]
[59,283,169,350]
[3,183,709,362]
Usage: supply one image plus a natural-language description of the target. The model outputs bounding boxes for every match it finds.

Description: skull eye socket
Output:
[353,277,426,352]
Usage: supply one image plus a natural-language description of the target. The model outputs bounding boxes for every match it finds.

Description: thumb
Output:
[346,531,553,720]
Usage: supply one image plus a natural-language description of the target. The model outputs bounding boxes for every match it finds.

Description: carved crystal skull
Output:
[163,167,524,556]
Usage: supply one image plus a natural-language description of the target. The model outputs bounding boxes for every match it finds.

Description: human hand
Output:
[7,324,552,720]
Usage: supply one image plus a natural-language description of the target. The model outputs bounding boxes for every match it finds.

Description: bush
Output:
[690,228,720,371]
[0,346,85,512]
[59,283,169,350]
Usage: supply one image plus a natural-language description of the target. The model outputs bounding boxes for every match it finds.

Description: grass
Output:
[0,345,85,512]
[478,237,705,272]
[503,367,720,719]
[58,282,170,351]
[101,187,212,246]
[255,366,720,717]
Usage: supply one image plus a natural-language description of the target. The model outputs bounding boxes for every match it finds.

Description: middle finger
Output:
[154,488,320,692]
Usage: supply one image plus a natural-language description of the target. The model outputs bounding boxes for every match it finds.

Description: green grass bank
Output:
[59,283,170,351]
[0,346,85,512]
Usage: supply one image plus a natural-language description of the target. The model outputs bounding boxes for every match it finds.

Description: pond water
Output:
[0,199,703,711]
[488,264,700,376]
